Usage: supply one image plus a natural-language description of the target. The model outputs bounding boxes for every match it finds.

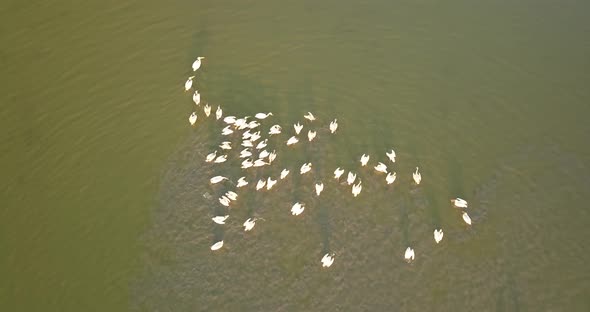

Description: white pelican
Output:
[268,150,277,163]
[300,163,312,174]
[256,179,266,190]
[237,177,248,188]
[321,253,335,268]
[347,172,356,185]
[334,168,345,180]
[243,218,257,231]
[215,106,222,120]
[280,169,290,179]
[214,155,227,163]
[374,162,387,173]
[315,182,324,196]
[240,148,252,158]
[219,196,230,207]
[210,176,228,184]
[269,125,282,135]
[434,229,444,244]
[291,202,305,216]
[259,150,270,159]
[286,136,299,146]
[294,122,303,134]
[307,130,317,142]
[241,159,253,169]
[221,125,234,136]
[404,247,415,262]
[242,130,253,140]
[360,154,370,166]
[386,172,397,184]
[212,215,229,225]
[413,167,421,185]
[192,56,205,71]
[184,76,195,91]
[462,212,472,225]
[255,112,273,119]
[248,120,260,129]
[225,191,238,201]
[254,159,268,167]
[386,149,396,163]
[204,104,211,117]
[205,151,217,162]
[329,119,338,133]
[219,141,231,150]
[352,181,362,197]
[223,116,236,124]
[241,140,254,148]
[266,177,277,190]
[189,112,197,125]
[210,240,223,251]
[249,131,261,142]
[256,139,268,150]
[192,91,201,105]
[304,112,316,121]
[451,198,468,208]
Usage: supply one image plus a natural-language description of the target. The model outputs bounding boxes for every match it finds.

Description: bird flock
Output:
[184,57,474,267]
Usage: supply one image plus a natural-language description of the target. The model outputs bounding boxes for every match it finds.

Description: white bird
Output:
[210,176,228,184]
[243,218,257,231]
[266,177,277,190]
[268,150,277,163]
[204,104,211,117]
[219,141,231,150]
[255,112,273,119]
[219,196,230,207]
[286,136,299,146]
[386,149,396,163]
[256,179,266,190]
[259,150,270,159]
[223,116,236,124]
[214,155,227,163]
[256,139,268,150]
[280,169,290,179]
[269,125,282,135]
[451,198,468,208]
[241,140,254,148]
[210,240,223,251]
[413,167,421,185]
[237,177,248,188]
[434,229,444,244]
[184,76,195,91]
[360,154,370,166]
[315,183,324,196]
[221,125,234,136]
[192,56,205,71]
[304,112,316,121]
[189,112,197,125]
[352,181,362,197]
[249,131,261,142]
[240,148,252,158]
[404,247,415,262]
[212,215,229,225]
[205,151,217,162]
[294,122,303,135]
[234,117,249,129]
[334,168,345,180]
[374,162,387,173]
[254,159,268,167]
[215,106,222,120]
[291,202,305,216]
[300,163,312,174]
[307,130,317,142]
[192,91,201,105]
[225,191,238,201]
[248,121,260,129]
[242,130,253,140]
[386,172,397,184]
[241,158,253,169]
[347,172,356,185]
[329,119,338,133]
[321,253,335,268]
[462,212,472,225]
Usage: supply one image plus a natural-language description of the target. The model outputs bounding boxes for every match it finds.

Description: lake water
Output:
[2,0,589,311]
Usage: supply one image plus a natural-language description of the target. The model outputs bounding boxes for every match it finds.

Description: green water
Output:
[2,0,589,311]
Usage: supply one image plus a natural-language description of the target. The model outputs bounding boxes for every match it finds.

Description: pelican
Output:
[205,151,217,162]
[237,177,248,188]
[434,229,444,244]
[192,91,201,105]
[404,247,415,262]
[307,130,317,142]
[215,106,222,120]
[334,168,345,180]
[269,125,282,135]
[210,176,228,184]
[221,125,234,136]
[204,103,211,117]
[451,198,468,208]
[294,122,303,135]
[184,76,195,91]
[386,172,397,184]
[212,215,229,225]
[259,150,270,159]
[243,218,257,231]
[374,162,387,173]
[329,119,338,133]
[223,116,236,124]
[286,136,299,146]
[315,182,324,196]
[192,56,205,71]
[360,154,370,166]
[352,181,362,197]
[249,131,261,142]
[248,121,260,129]
[321,253,335,268]
[214,155,227,163]
[210,240,223,251]
[386,149,396,163]
[413,167,421,185]
[256,139,268,150]
[291,202,305,216]
[266,177,277,190]
[256,179,266,190]
[254,159,268,167]
[241,158,253,169]
[219,196,230,207]
[347,172,356,185]
[300,163,312,174]
[225,191,238,201]
[280,168,290,179]
[241,140,254,148]
[268,150,277,163]
[240,148,252,158]
[304,112,316,121]
[462,212,472,225]
[255,112,273,119]
[188,112,197,125]
[219,141,231,150]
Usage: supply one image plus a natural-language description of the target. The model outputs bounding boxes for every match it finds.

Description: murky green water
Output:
[2,0,589,311]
